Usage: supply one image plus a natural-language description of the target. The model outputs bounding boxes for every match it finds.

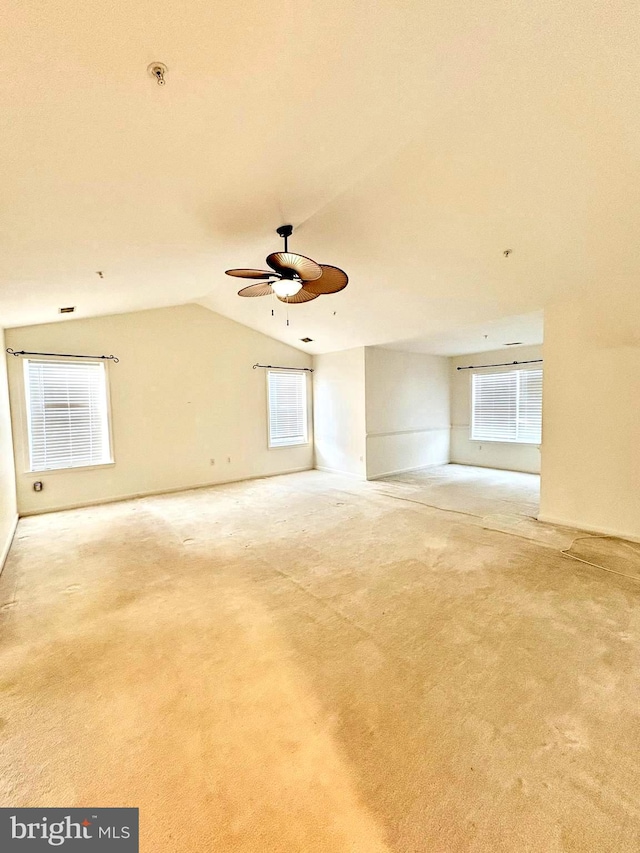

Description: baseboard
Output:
[367,461,449,481]
[314,465,366,480]
[537,513,640,544]
[449,460,541,475]
[0,513,19,576]
[18,467,314,517]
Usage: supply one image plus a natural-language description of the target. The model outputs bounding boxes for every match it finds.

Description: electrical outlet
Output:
[210,458,215,465]
[227,456,231,463]
[33,481,43,492]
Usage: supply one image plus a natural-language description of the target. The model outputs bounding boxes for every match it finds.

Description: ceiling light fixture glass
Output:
[271,278,302,298]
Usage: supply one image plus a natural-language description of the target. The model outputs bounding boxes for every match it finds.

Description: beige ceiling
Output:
[2,0,639,354]
[381,312,544,358]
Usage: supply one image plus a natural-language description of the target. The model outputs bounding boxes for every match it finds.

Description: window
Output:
[471,368,542,444]
[267,370,308,448]
[24,359,113,471]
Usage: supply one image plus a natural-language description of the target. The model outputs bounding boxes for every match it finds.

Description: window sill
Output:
[25,461,115,476]
[268,442,310,450]
[469,439,541,446]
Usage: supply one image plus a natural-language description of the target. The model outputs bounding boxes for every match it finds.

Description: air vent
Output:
[300,337,313,343]
[59,306,75,314]
[504,341,523,346]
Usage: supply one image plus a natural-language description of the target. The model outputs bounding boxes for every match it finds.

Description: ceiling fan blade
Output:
[238,283,275,297]
[301,265,348,295]
[276,288,320,303]
[226,269,275,279]
[266,252,322,281]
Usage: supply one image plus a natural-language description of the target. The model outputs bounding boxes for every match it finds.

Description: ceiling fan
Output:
[225,225,348,303]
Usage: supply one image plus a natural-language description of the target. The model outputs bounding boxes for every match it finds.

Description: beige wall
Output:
[365,347,450,479]
[0,329,18,568]
[313,348,366,478]
[450,345,543,474]
[5,304,313,514]
[540,300,640,541]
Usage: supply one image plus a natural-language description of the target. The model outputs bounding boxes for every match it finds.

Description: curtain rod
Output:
[6,348,119,363]
[456,358,542,371]
[253,362,314,373]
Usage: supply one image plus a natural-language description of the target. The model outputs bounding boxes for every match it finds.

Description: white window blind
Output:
[25,359,112,471]
[267,370,308,448]
[471,368,542,444]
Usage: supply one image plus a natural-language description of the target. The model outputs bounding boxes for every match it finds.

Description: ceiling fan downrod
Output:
[276,224,294,253]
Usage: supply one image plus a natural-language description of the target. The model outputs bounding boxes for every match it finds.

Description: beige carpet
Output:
[1,466,640,852]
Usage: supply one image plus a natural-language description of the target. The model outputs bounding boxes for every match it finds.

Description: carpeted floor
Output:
[1,465,640,852]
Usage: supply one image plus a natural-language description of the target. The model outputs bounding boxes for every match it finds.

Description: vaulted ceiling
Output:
[2,0,639,353]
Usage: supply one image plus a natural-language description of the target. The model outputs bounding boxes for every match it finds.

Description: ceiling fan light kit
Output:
[272,279,302,298]
[225,225,348,305]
